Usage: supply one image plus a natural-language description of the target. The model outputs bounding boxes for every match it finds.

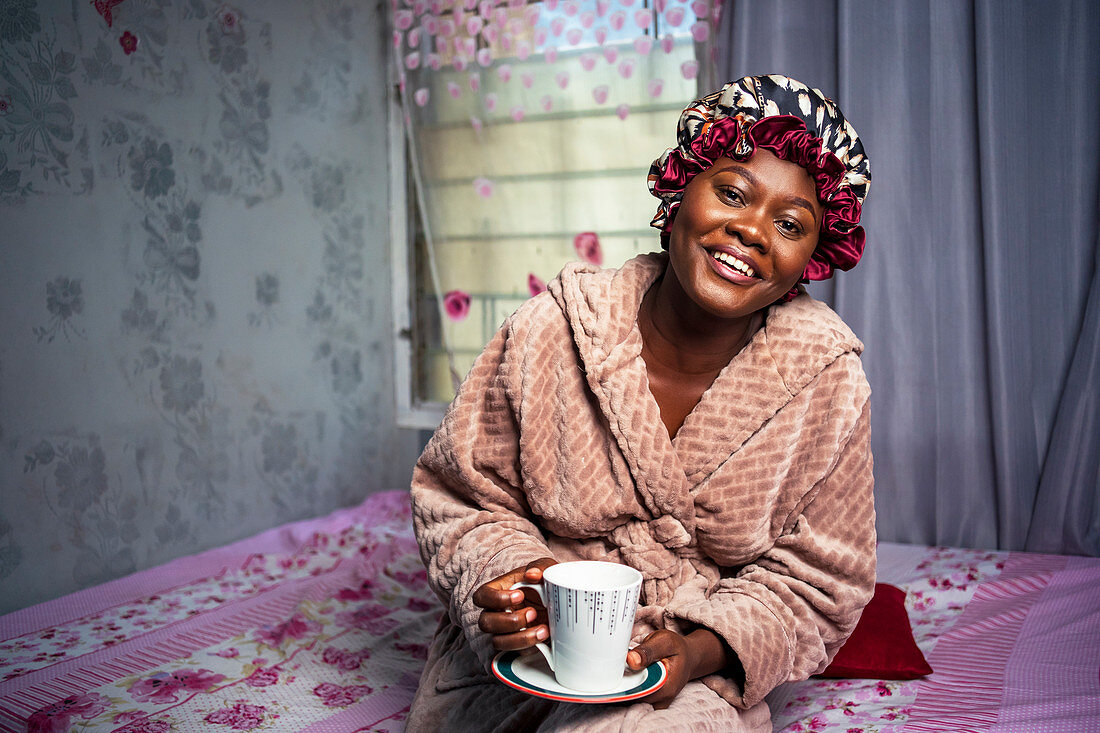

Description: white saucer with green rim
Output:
[491,649,667,704]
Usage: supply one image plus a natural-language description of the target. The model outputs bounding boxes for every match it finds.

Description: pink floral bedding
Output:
[0,491,441,733]
[2,491,1097,732]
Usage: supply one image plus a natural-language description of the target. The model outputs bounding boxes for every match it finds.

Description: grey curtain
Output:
[717,0,1099,555]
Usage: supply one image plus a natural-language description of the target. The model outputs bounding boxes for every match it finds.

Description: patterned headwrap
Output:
[648,74,871,297]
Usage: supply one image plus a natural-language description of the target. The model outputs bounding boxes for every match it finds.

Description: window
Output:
[390,0,718,427]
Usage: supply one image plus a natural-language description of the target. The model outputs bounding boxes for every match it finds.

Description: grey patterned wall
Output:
[0,0,422,614]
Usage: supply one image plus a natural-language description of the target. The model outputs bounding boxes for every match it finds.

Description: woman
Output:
[408,74,875,731]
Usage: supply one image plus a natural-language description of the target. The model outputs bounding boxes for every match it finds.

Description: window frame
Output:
[390,62,449,429]
[387,4,716,429]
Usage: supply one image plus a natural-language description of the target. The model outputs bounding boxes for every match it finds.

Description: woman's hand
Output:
[472,557,557,652]
[626,627,732,710]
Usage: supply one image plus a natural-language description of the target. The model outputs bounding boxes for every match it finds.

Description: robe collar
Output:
[548,253,863,529]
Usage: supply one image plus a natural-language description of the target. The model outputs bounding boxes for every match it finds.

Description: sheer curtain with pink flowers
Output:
[390,0,721,418]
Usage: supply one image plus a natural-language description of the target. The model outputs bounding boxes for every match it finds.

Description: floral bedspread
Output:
[0,490,442,733]
[768,544,1008,733]
[4,492,1093,733]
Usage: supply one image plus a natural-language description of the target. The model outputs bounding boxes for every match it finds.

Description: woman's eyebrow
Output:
[713,163,819,224]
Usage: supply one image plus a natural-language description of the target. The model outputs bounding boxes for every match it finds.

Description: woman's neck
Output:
[639,270,763,378]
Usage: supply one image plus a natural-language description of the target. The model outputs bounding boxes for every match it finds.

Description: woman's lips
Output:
[706,247,759,284]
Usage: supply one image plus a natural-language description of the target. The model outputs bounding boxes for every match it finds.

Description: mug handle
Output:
[510,581,554,672]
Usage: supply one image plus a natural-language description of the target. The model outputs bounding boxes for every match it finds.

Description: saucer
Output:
[491,649,667,704]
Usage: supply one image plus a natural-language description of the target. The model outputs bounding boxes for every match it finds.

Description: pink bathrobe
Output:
[408,253,876,731]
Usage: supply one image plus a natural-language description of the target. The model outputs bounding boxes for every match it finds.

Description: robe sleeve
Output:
[409,316,554,670]
[664,354,877,708]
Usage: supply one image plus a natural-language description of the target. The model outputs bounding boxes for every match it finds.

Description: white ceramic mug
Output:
[512,560,642,692]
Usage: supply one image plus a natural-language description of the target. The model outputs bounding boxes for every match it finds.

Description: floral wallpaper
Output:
[0,0,423,614]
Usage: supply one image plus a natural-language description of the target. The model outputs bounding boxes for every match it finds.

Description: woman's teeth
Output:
[710,250,755,278]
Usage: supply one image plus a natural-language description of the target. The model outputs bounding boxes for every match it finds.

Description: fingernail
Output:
[525,608,537,624]
[627,651,640,667]
[510,591,524,604]
[535,626,549,640]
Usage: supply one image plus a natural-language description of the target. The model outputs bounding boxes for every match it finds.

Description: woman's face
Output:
[666,149,823,321]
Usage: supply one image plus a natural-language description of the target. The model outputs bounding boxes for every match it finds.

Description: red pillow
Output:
[816,583,933,679]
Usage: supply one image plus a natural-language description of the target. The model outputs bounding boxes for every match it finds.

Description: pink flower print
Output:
[528,273,547,297]
[244,666,279,687]
[406,597,433,612]
[128,673,185,704]
[442,290,471,322]
[389,567,428,586]
[112,710,147,724]
[128,668,226,703]
[214,647,241,658]
[313,682,373,707]
[616,104,630,121]
[204,702,268,729]
[592,85,609,105]
[876,680,893,696]
[26,693,109,733]
[681,60,699,80]
[322,646,370,671]
[573,231,603,265]
[119,31,138,55]
[255,613,321,647]
[473,177,494,198]
[335,603,399,635]
[395,641,430,660]
[336,579,375,601]
[113,719,171,733]
[790,715,827,732]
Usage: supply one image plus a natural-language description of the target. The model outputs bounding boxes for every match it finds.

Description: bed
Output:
[1,490,1097,732]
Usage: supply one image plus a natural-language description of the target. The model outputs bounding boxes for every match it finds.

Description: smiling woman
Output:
[667,152,823,318]
[408,74,878,731]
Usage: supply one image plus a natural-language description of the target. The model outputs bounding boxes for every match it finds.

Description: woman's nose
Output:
[726,206,768,251]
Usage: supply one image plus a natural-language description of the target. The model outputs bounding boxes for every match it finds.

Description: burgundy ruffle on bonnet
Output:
[648,74,871,299]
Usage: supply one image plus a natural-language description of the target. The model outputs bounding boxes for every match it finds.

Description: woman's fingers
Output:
[487,623,550,651]
[627,629,683,670]
[478,606,537,634]
[479,606,550,651]
[472,582,526,611]
[471,557,558,611]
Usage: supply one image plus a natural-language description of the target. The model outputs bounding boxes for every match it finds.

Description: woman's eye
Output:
[777,219,805,236]
[718,187,743,205]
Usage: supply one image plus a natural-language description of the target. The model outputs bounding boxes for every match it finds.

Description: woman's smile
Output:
[705,245,759,283]
[665,148,824,324]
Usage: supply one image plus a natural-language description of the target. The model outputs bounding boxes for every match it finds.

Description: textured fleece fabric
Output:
[407,252,876,731]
